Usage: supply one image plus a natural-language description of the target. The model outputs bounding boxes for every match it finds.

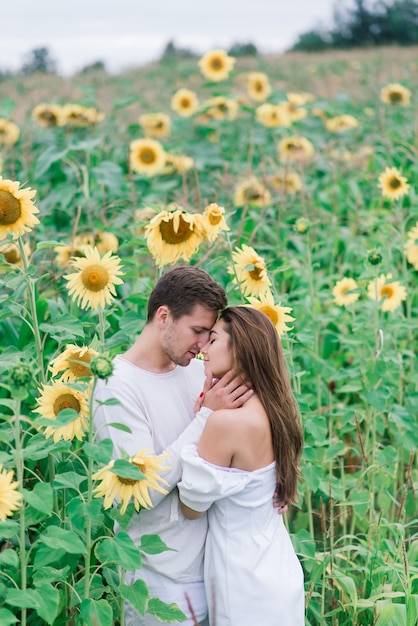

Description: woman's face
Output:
[201,319,233,378]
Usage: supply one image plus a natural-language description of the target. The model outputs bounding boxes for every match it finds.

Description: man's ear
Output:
[156,305,170,327]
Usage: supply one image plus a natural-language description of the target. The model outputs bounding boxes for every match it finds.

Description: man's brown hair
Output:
[147,265,227,321]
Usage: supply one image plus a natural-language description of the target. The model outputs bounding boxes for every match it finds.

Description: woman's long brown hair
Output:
[221,306,303,504]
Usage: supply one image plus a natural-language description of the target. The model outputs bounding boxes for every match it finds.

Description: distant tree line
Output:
[0,47,107,80]
[291,0,418,51]
[160,40,258,60]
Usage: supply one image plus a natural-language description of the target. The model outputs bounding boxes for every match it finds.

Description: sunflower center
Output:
[181,98,191,108]
[2,245,20,264]
[244,188,262,201]
[389,177,401,189]
[216,102,228,113]
[255,81,263,92]
[68,351,92,377]
[139,148,156,164]
[208,211,222,225]
[211,58,223,70]
[0,190,21,226]
[81,264,109,291]
[248,262,263,281]
[259,305,278,325]
[53,393,80,416]
[117,476,138,485]
[41,111,57,124]
[159,216,194,244]
[381,285,394,299]
[389,92,402,103]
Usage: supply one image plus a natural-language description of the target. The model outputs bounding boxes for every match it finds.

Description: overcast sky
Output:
[1,0,339,76]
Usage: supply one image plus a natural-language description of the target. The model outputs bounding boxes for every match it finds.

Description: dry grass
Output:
[2,45,418,125]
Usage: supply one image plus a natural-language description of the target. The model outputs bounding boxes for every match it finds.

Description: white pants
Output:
[124,568,208,626]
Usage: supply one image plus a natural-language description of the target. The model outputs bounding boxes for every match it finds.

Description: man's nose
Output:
[197,333,210,349]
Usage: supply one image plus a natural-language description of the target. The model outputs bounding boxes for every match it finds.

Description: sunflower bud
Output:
[9,363,32,388]
[90,354,114,381]
[368,249,382,266]
[294,218,310,234]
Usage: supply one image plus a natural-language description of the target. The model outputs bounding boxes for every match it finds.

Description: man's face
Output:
[162,304,218,367]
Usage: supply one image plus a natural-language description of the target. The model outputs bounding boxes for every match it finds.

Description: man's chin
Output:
[174,355,193,367]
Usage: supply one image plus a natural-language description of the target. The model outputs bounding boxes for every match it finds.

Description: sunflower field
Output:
[0,45,417,625]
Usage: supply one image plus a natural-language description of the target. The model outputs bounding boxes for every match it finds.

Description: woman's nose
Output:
[200,340,209,353]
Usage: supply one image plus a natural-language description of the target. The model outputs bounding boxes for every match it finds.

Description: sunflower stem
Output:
[14,397,27,626]
[120,568,126,626]
[17,237,45,385]
[224,230,245,302]
[84,377,97,600]
[98,307,107,351]
[80,163,95,234]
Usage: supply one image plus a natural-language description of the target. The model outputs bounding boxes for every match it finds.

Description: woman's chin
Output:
[204,363,222,378]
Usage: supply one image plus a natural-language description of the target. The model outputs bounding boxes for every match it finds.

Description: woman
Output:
[178,306,304,626]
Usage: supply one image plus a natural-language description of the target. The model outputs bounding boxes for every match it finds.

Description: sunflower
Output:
[164,154,195,175]
[0,465,22,521]
[246,291,294,335]
[268,170,302,195]
[34,380,90,442]
[198,49,235,82]
[129,138,166,177]
[247,72,271,102]
[231,244,271,297]
[171,88,199,117]
[134,206,159,236]
[367,273,407,312]
[404,222,418,270]
[0,119,20,146]
[312,107,328,121]
[380,83,411,106]
[325,114,359,133]
[332,277,360,306]
[0,241,30,272]
[145,208,205,267]
[279,95,308,122]
[92,449,170,513]
[49,344,99,381]
[377,167,410,201]
[64,246,124,310]
[95,231,119,255]
[62,104,105,126]
[256,103,291,128]
[201,203,230,242]
[287,91,315,105]
[56,231,118,263]
[139,113,171,139]
[32,104,65,127]
[54,241,90,269]
[0,177,39,240]
[203,97,238,121]
[277,136,315,162]
[234,177,272,207]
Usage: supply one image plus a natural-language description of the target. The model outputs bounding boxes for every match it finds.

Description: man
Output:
[94,265,251,625]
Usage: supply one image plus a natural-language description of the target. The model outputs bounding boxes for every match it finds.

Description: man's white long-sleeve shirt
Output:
[94,355,210,582]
